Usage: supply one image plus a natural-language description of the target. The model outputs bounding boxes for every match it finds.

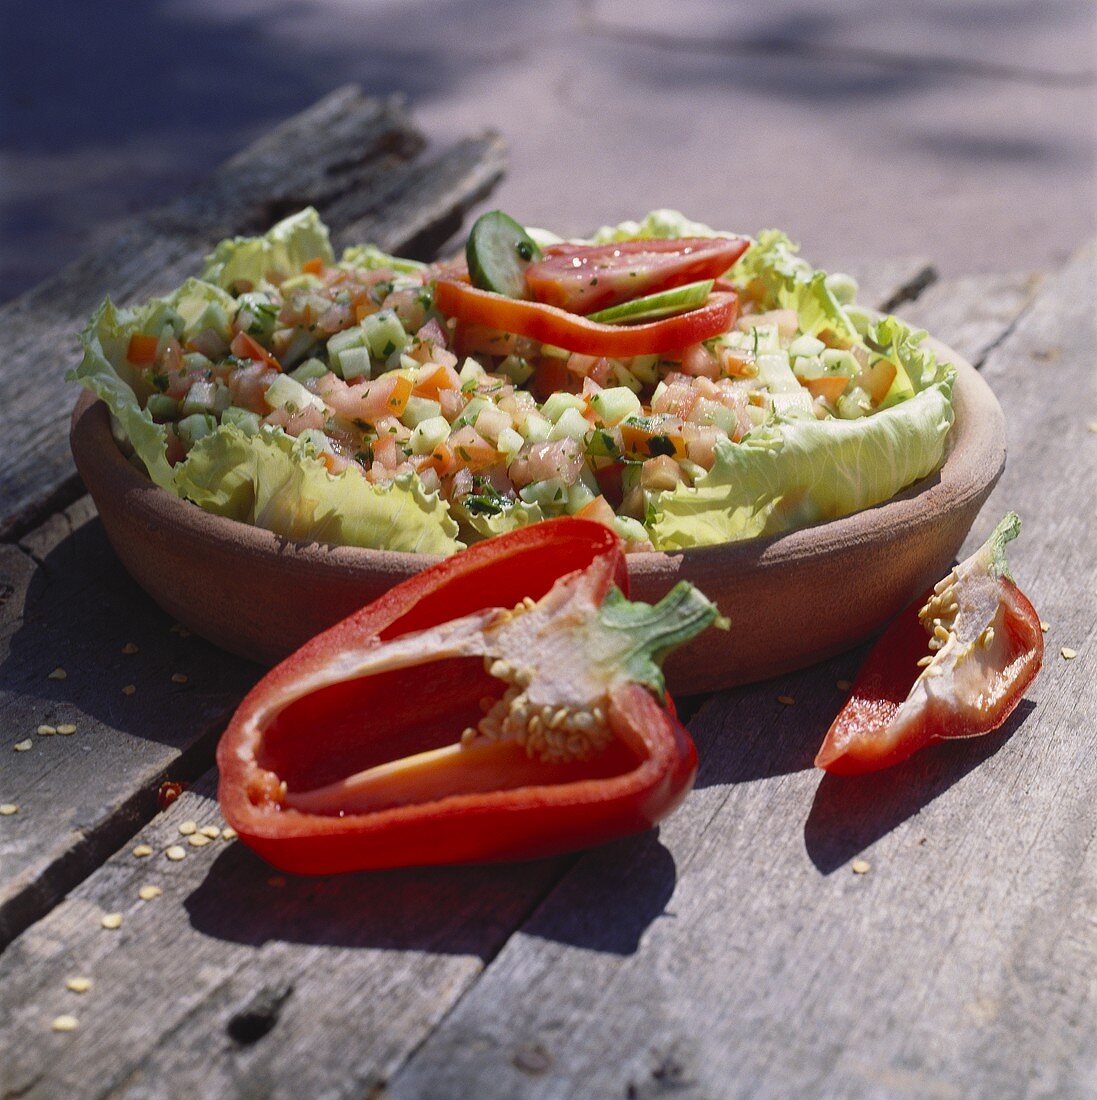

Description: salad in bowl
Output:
[70,208,955,555]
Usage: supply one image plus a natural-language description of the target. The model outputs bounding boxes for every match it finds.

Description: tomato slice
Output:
[434,278,739,358]
[524,237,749,314]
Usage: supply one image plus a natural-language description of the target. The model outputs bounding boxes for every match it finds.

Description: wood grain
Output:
[385,255,1095,1099]
[0,87,504,540]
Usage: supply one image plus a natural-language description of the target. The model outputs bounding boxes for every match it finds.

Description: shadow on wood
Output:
[183,827,676,958]
[803,699,1035,874]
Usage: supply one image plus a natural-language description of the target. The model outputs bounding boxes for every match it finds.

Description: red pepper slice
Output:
[816,513,1044,775]
[433,277,739,358]
[217,518,721,873]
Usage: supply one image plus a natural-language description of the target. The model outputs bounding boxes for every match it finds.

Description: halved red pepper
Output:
[816,513,1044,775]
[217,518,720,873]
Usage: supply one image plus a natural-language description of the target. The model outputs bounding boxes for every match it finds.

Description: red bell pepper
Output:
[816,512,1044,775]
[217,518,721,874]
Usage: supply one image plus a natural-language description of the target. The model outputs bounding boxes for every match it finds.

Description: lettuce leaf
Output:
[591,209,724,243]
[68,278,239,492]
[648,371,955,550]
[201,207,334,290]
[173,425,463,553]
[340,243,427,275]
[453,498,546,542]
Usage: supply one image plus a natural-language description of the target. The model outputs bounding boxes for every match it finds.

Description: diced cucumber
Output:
[496,426,525,457]
[587,428,620,458]
[289,357,329,383]
[453,396,487,430]
[629,355,660,385]
[466,210,543,298]
[339,345,372,380]
[146,394,179,420]
[770,391,815,419]
[182,352,213,373]
[279,329,316,369]
[221,407,262,435]
[278,273,323,294]
[621,461,643,493]
[540,343,570,360]
[613,515,650,545]
[824,272,858,305]
[788,334,826,359]
[459,356,486,384]
[187,300,229,341]
[566,481,597,514]
[265,374,325,412]
[586,279,713,324]
[327,325,367,374]
[498,355,534,385]
[474,403,512,442]
[519,477,569,508]
[549,406,591,442]
[181,380,217,416]
[409,416,451,456]
[402,396,442,429]
[235,292,278,340]
[522,411,552,443]
[589,386,643,426]
[541,391,586,422]
[176,413,217,450]
[361,309,409,361]
[755,351,803,394]
[296,428,334,457]
[610,363,643,393]
[821,348,858,376]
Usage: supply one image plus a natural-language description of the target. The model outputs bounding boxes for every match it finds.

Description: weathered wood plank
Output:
[0,259,945,1092]
[0,779,570,1100]
[0,502,257,950]
[0,88,504,540]
[386,253,1096,1099]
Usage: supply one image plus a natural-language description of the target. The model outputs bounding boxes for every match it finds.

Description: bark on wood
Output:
[386,253,1096,1100]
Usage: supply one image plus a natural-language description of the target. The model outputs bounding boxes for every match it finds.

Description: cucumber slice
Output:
[466,211,543,299]
[586,279,714,325]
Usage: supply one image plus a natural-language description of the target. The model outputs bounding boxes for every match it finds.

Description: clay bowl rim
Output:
[69,335,1001,584]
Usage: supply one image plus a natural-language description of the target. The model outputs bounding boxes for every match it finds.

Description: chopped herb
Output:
[646,435,675,458]
[382,340,396,357]
[151,372,169,392]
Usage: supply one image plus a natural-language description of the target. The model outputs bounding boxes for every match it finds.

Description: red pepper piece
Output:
[816,513,1044,775]
[217,518,721,873]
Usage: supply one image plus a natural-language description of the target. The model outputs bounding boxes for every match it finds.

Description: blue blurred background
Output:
[1,0,1094,300]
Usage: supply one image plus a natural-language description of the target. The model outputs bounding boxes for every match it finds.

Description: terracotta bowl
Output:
[69,336,1004,694]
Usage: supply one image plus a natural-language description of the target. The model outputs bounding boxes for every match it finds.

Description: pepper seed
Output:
[121,685,136,696]
[132,844,153,858]
[138,885,162,901]
[1061,647,1077,660]
[56,724,77,736]
[100,913,123,930]
[178,821,197,836]
[121,642,139,655]
[66,977,92,994]
[0,804,19,815]
[187,834,211,848]
[200,825,221,839]
[51,1015,79,1032]
[14,740,32,752]
[47,668,67,681]
[851,859,871,874]
[165,846,186,862]
[37,724,57,736]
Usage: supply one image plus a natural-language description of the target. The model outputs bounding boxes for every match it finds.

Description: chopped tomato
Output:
[802,376,849,403]
[857,357,897,404]
[619,418,687,461]
[127,333,159,365]
[530,355,581,402]
[413,363,461,400]
[448,426,499,472]
[434,279,739,359]
[230,331,282,373]
[576,494,618,528]
[301,257,325,276]
[525,237,749,315]
[384,375,413,417]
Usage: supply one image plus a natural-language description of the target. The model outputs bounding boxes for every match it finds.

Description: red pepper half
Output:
[816,513,1044,775]
[217,518,721,874]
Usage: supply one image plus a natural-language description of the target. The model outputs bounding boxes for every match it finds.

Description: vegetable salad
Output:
[71,209,955,554]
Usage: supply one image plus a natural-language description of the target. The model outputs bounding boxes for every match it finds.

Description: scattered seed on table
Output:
[169,624,191,637]
[66,977,92,994]
[851,859,871,874]
[1040,621,1050,632]
[56,724,77,736]
[1061,647,1077,660]
[200,825,221,839]
[777,695,795,706]
[100,913,123,930]
[221,827,237,841]
[51,1015,78,1032]
[37,724,57,736]
[836,680,851,691]
[188,834,211,848]
[178,820,196,836]
[121,684,136,697]
[121,642,139,655]
[14,740,32,752]
[48,667,67,681]
[170,672,188,685]
[138,885,162,901]
[0,804,18,815]
[268,876,286,888]
[165,846,186,862]
[132,844,153,858]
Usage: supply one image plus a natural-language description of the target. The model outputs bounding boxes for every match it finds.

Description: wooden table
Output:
[0,89,1092,1099]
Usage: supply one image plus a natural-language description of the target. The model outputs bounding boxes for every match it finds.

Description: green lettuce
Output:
[173,425,462,553]
[340,243,427,275]
[69,278,239,491]
[649,360,955,550]
[592,209,723,242]
[201,207,334,290]
[453,498,546,542]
